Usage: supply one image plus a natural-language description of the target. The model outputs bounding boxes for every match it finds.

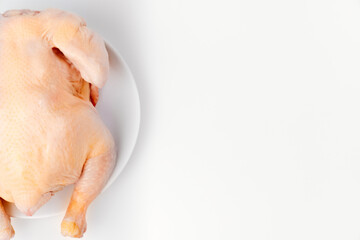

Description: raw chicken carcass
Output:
[0,9,115,239]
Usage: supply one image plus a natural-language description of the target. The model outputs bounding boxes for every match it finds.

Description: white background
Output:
[2,0,360,239]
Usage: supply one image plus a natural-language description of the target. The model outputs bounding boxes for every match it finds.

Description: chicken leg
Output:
[61,147,115,238]
[0,199,14,240]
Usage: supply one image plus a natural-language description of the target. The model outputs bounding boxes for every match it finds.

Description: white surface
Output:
[4,43,141,219]
[2,0,360,240]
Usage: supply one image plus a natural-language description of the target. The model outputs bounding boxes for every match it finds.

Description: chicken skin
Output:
[0,9,115,239]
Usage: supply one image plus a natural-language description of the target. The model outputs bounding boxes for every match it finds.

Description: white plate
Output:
[4,42,141,219]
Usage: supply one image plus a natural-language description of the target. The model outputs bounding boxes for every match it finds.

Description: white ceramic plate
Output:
[4,42,141,218]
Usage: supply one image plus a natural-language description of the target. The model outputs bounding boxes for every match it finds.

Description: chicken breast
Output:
[0,9,115,239]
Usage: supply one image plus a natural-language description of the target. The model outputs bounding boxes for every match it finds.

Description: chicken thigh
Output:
[0,9,115,239]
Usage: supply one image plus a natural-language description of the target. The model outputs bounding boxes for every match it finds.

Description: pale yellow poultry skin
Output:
[0,9,115,239]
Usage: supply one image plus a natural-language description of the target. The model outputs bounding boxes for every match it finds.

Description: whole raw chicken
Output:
[0,9,115,239]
